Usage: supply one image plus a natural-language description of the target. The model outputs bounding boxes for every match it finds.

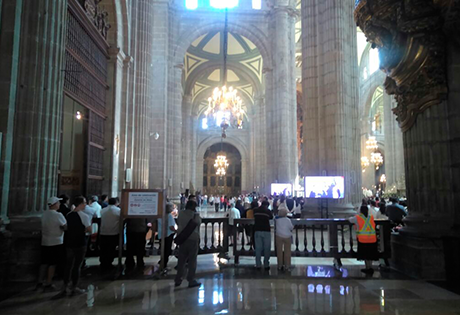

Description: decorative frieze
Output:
[78,0,111,39]
[354,0,454,132]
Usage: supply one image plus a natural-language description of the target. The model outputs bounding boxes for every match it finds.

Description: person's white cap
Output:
[47,197,62,206]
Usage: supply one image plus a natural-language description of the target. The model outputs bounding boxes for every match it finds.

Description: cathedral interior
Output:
[0,0,460,314]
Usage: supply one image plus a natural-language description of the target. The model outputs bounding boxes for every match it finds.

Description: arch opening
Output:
[202,143,242,197]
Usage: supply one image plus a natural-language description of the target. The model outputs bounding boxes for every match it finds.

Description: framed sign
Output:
[127,191,158,216]
[121,189,165,218]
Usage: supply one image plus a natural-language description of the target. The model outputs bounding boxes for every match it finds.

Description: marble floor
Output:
[1,255,460,315]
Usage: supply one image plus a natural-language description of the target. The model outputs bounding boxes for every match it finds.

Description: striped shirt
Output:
[254,206,273,232]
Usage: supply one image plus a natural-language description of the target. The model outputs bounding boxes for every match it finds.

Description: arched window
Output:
[370,87,384,135]
[252,0,262,9]
[369,48,380,74]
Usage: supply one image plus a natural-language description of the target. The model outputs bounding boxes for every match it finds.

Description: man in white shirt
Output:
[87,195,102,218]
[99,197,121,270]
[228,205,241,246]
[37,197,67,291]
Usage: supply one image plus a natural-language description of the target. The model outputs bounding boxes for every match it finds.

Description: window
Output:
[202,117,208,129]
[203,176,208,186]
[226,177,233,186]
[185,0,198,10]
[210,0,239,9]
[218,177,224,186]
[203,162,208,174]
[211,176,216,187]
[235,177,241,187]
[370,87,384,135]
[252,0,262,9]
[369,48,380,74]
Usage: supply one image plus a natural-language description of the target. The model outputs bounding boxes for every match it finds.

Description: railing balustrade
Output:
[231,218,392,265]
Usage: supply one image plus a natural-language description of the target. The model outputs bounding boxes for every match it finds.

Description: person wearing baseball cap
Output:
[36,197,67,291]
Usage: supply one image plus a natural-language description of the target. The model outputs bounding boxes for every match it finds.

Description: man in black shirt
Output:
[56,196,92,298]
[254,201,273,270]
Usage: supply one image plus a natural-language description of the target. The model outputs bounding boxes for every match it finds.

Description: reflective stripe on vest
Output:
[356,214,377,243]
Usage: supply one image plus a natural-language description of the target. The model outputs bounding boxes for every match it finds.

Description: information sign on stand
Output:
[117,189,167,276]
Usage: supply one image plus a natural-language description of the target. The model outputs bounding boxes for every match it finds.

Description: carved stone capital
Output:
[354,0,453,132]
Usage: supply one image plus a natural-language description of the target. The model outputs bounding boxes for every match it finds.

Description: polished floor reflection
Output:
[1,260,459,315]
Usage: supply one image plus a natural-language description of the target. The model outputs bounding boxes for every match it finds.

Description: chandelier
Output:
[204,8,244,137]
[380,174,387,183]
[214,153,229,176]
[370,152,383,170]
[361,156,370,172]
[365,136,378,151]
[214,135,229,177]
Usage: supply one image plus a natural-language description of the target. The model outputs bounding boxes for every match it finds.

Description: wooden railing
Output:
[231,218,392,265]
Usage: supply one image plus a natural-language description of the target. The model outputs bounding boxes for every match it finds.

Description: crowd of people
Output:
[38,190,408,295]
[38,194,132,297]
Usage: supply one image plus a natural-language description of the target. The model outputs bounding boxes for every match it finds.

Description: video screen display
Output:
[304,176,345,199]
[271,183,293,196]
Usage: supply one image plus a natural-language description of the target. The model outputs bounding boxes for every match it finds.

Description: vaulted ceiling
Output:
[184,30,263,116]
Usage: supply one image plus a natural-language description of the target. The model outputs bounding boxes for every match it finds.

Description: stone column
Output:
[7,0,67,215]
[190,117,198,190]
[131,0,154,189]
[302,0,361,209]
[105,48,127,196]
[119,56,134,191]
[167,65,183,196]
[149,0,169,190]
[266,1,298,186]
[182,94,193,190]
[0,0,23,223]
[355,0,460,279]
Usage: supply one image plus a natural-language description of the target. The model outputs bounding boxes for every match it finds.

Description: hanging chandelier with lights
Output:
[370,152,383,170]
[365,136,378,151]
[214,153,229,176]
[214,135,229,177]
[204,8,244,137]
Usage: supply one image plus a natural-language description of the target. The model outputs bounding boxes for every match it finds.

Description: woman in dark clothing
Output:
[235,200,245,218]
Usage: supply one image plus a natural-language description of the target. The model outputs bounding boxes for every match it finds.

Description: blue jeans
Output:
[255,231,271,268]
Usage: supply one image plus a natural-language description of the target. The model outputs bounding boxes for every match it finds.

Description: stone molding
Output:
[354,0,453,132]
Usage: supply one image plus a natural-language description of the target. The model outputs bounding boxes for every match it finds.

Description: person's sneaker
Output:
[188,281,201,288]
[174,281,182,288]
[264,267,270,271]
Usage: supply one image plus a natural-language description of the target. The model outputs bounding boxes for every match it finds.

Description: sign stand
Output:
[116,189,167,278]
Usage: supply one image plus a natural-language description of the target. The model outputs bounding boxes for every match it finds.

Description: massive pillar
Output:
[7,0,67,215]
[149,0,169,191]
[130,0,154,189]
[266,0,298,186]
[182,94,193,190]
[167,65,183,196]
[382,95,405,190]
[355,0,460,279]
[0,0,23,223]
[302,0,361,209]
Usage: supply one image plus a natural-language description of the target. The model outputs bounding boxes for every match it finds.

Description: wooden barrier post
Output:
[117,189,166,277]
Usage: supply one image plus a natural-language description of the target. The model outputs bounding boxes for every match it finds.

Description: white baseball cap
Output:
[47,197,62,206]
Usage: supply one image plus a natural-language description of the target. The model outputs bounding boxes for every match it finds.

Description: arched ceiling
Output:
[184,30,263,116]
